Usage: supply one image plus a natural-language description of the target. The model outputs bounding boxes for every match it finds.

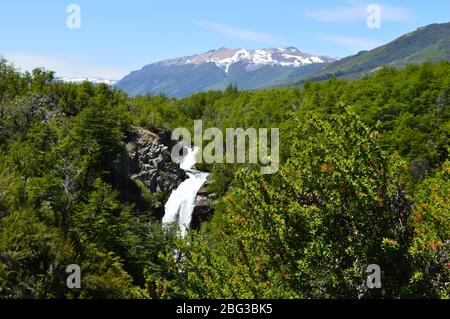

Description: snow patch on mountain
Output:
[160,47,337,73]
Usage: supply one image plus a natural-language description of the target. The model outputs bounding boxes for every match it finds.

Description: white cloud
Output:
[321,35,382,50]
[3,53,127,79]
[196,21,284,45]
[305,4,414,23]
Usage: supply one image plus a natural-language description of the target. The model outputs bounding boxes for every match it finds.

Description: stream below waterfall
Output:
[163,147,209,236]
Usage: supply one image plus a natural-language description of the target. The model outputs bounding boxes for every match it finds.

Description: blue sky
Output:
[0,0,448,79]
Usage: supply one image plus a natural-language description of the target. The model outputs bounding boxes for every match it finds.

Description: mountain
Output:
[299,22,450,82]
[118,23,450,97]
[58,77,118,85]
[117,47,336,98]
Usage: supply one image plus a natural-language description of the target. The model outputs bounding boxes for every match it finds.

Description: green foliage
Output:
[155,109,416,298]
[404,160,450,298]
[130,61,449,177]
[0,60,150,298]
[0,208,74,298]
[0,57,448,299]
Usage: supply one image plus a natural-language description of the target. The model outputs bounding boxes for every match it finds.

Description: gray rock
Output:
[191,190,216,230]
[114,127,216,227]
[114,127,187,193]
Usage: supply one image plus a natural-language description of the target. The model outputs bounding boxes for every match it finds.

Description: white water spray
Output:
[163,147,209,236]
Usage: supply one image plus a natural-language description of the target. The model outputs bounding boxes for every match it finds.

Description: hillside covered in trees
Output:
[0,58,448,298]
[297,22,450,82]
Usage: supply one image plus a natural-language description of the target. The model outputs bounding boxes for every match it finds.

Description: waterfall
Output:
[163,147,209,236]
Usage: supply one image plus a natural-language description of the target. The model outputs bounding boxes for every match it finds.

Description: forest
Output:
[0,58,448,298]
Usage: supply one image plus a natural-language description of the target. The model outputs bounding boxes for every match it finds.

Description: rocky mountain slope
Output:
[117,47,336,98]
[299,22,450,82]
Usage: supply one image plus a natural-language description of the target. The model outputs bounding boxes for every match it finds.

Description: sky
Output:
[0,0,448,79]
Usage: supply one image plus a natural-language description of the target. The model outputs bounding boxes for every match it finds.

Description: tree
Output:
[156,107,414,298]
[404,159,450,298]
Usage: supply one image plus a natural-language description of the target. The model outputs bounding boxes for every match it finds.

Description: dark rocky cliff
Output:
[115,127,215,223]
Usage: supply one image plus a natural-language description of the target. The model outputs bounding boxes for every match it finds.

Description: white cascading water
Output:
[163,147,209,236]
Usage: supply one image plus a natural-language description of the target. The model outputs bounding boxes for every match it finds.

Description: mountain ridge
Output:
[297,22,450,82]
[158,47,337,72]
[117,22,450,97]
[117,47,336,98]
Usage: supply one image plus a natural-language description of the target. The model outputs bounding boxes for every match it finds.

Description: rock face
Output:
[115,128,187,193]
[115,127,216,226]
[191,178,216,230]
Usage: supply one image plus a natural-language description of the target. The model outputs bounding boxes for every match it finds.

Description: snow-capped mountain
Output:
[162,47,336,73]
[58,77,118,85]
[117,47,336,98]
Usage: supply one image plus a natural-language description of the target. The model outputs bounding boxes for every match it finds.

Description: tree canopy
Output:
[0,59,448,298]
